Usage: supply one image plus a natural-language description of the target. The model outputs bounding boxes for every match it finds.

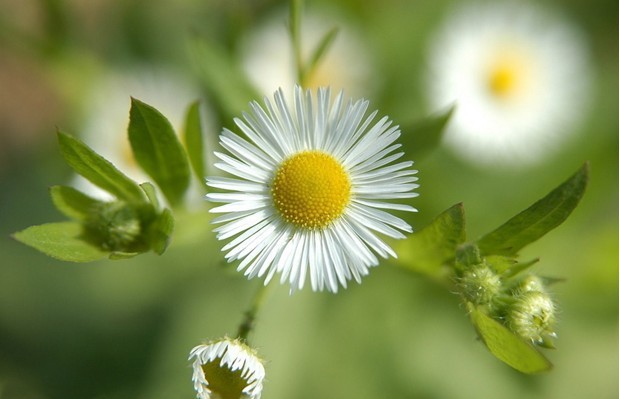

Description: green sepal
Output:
[455,243,482,271]
[468,303,553,374]
[400,106,454,159]
[503,258,540,278]
[477,163,589,256]
[57,131,145,203]
[183,100,206,182]
[147,208,174,255]
[128,98,191,207]
[12,222,107,262]
[49,185,102,220]
[109,251,140,260]
[140,182,160,210]
[394,203,465,279]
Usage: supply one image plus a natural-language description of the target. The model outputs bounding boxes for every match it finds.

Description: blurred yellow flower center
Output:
[202,359,247,399]
[271,150,351,229]
[488,62,519,97]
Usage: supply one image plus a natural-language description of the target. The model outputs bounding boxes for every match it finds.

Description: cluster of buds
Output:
[456,245,557,347]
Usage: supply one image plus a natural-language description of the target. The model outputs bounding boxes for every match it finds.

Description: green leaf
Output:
[128,98,191,207]
[477,163,589,256]
[109,251,140,260]
[12,222,108,262]
[188,37,259,120]
[469,304,552,374]
[148,208,175,255]
[57,132,145,203]
[400,106,454,159]
[49,185,102,220]
[183,100,206,182]
[394,203,466,279]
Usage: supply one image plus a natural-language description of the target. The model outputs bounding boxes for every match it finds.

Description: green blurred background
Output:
[0,0,617,398]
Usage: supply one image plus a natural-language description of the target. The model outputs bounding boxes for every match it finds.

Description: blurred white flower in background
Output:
[73,67,209,204]
[240,9,375,98]
[426,2,591,166]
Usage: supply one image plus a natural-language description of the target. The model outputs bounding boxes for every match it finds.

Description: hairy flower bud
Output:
[460,265,502,306]
[507,291,556,344]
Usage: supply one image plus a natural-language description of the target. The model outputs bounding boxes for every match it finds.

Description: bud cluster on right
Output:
[456,244,558,348]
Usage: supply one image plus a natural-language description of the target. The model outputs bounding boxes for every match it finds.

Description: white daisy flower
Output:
[426,2,591,166]
[206,86,418,293]
[189,338,265,399]
[240,9,375,98]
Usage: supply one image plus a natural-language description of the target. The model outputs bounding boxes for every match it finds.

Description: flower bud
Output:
[459,265,502,306]
[507,291,556,344]
[85,201,143,251]
[189,338,265,399]
[512,274,546,295]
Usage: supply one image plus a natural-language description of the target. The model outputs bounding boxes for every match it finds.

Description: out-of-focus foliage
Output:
[0,0,616,398]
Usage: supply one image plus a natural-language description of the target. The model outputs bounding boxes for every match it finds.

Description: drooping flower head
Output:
[189,338,265,399]
[207,86,418,293]
[426,1,591,166]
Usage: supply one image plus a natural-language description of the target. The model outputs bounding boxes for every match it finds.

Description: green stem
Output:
[289,0,305,85]
[236,283,272,343]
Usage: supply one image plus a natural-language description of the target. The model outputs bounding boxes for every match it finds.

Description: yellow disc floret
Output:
[488,63,518,97]
[271,150,351,229]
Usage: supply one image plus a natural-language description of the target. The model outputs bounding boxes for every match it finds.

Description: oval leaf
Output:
[57,132,145,203]
[469,304,553,374]
[477,163,589,256]
[129,98,191,207]
[394,203,465,279]
[12,222,108,262]
[50,185,102,220]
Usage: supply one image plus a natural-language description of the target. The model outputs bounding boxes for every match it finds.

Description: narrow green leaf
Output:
[303,27,339,85]
[128,98,191,207]
[477,163,589,256]
[400,106,454,159]
[188,37,259,120]
[148,208,175,255]
[289,0,303,82]
[57,132,145,203]
[394,203,466,279]
[109,251,140,260]
[49,185,101,220]
[183,101,206,181]
[12,222,108,262]
[469,304,553,374]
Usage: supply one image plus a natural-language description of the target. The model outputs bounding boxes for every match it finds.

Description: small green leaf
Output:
[400,106,454,159]
[128,98,191,207]
[12,222,108,262]
[394,203,466,279]
[503,258,540,278]
[469,304,553,374]
[148,208,175,255]
[455,243,482,270]
[183,101,206,181]
[477,163,589,256]
[49,185,102,220]
[57,132,145,203]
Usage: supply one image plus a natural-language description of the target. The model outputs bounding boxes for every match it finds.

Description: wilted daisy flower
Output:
[207,86,418,293]
[189,338,265,399]
[240,9,374,98]
[426,2,591,165]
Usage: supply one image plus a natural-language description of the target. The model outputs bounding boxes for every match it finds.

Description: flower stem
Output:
[237,283,272,343]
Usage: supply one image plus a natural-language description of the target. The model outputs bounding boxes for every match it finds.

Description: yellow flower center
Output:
[271,150,351,229]
[202,360,247,399]
[488,63,519,97]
